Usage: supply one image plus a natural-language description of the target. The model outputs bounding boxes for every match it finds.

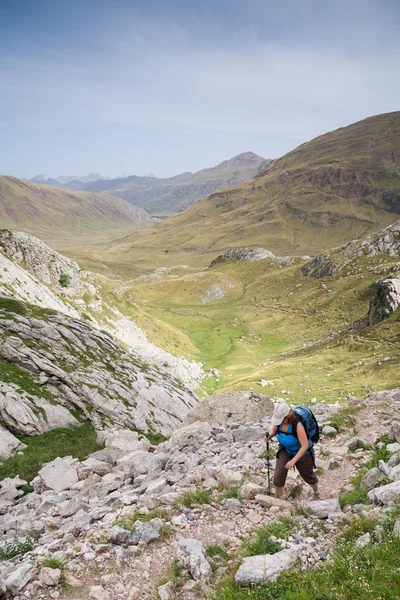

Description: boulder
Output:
[238,482,265,500]
[355,533,371,549]
[185,391,273,427]
[39,567,61,587]
[223,498,242,513]
[368,278,400,325]
[389,465,400,481]
[176,538,212,582]
[307,498,341,518]
[235,548,300,585]
[4,561,35,593]
[38,457,79,492]
[158,581,175,599]
[130,521,161,545]
[255,494,291,510]
[387,443,400,453]
[0,424,27,461]
[218,468,244,488]
[368,480,400,505]
[118,451,164,478]
[97,428,151,454]
[232,426,262,442]
[108,526,131,545]
[346,438,370,452]
[89,585,110,600]
[322,426,337,436]
[170,422,212,450]
[389,421,400,443]
[360,467,386,491]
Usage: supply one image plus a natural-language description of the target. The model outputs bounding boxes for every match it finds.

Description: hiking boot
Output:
[313,491,321,500]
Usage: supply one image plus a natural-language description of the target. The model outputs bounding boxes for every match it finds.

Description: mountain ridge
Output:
[107,111,400,271]
[27,152,270,217]
[0,176,152,252]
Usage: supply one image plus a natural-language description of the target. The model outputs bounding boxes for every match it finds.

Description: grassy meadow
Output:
[114,252,400,403]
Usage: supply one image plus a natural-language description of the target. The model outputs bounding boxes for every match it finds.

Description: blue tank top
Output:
[276,422,312,455]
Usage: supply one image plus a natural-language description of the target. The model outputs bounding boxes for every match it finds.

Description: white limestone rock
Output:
[38,457,79,492]
[0,423,27,461]
[235,548,300,585]
[176,538,212,582]
[307,498,341,518]
[368,480,400,505]
[170,422,212,450]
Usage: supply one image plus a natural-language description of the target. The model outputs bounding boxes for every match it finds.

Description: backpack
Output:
[292,405,320,444]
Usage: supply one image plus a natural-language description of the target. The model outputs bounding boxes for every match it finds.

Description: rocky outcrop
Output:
[302,220,400,278]
[184,391,274,427]
[209,247,274,267]
[0,299,197,444]
[368,277,400,324]
[0,229,81,292]
[0,230,203,389]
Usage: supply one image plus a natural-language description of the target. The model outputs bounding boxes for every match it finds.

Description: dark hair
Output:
[286,410,297,424]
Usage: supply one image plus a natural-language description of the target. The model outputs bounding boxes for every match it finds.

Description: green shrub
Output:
[59,272,71,288]
[178,489,213,508]
[0,537,35,561]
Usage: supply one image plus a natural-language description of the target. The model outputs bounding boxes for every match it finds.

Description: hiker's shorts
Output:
[273,447,318,487]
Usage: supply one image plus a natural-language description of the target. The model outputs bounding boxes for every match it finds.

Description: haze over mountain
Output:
[107,112,400,271]
[32,152,270,217]
[0,176,151,252]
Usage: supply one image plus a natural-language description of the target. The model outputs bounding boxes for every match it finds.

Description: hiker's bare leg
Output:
[275,486,284,498]
[311,483,318,493]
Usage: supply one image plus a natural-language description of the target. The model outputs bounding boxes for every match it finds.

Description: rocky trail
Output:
[1,390,400,600]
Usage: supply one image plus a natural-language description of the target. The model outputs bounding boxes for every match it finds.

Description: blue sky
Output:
[1,0,399,179]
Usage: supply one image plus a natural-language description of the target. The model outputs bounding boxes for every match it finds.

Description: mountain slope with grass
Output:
[49,152,269,217]
[0,176,152,252]
[117,220,400,402]
[107,111,400,271]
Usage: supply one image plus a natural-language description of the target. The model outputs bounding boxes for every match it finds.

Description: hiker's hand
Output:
[264,434,269,442]
[285,459,296,470]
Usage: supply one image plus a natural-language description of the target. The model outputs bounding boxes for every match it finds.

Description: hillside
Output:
[116,220,400,403]
[107,112,400,271]
[41,152,269,217]
[0,176,151,252]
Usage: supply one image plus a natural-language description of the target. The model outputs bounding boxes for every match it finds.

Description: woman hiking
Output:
[265,403,320,499]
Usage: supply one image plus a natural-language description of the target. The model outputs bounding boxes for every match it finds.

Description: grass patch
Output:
[0,357,56,402]
[241,518,295,557]
[207,545,230,560]
[328,406,361,432]
[0,422,103,483]
[178,489,213,508]
[115,508,169,533]
[288,484,303,499]
[42,556,66,569]
[211,512,400,599]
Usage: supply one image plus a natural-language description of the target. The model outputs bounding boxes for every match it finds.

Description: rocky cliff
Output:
[0,297,197,447]
[0,231,204,462]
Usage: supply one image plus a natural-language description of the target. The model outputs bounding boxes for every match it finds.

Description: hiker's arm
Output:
[285,423,309,469]
[264,425,278,442]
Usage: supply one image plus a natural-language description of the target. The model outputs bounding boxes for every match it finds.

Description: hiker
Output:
[265,403,319,499]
